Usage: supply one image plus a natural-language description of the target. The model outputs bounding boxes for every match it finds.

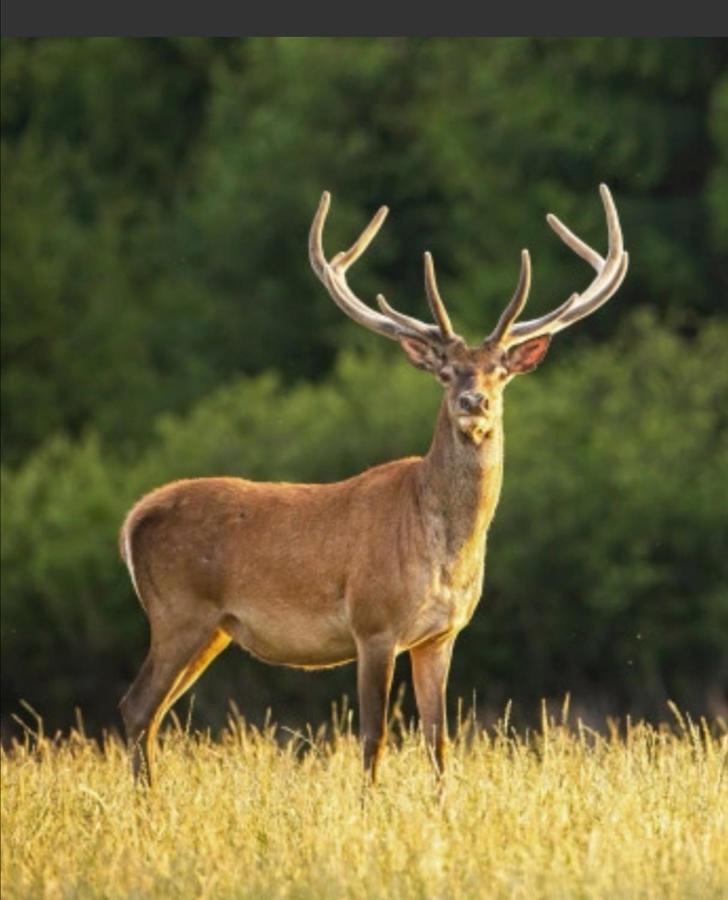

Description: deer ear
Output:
[398,336,443,374]
[505,335,551,374]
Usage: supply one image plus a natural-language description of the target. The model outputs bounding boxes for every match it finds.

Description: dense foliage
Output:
[2,38,727,732]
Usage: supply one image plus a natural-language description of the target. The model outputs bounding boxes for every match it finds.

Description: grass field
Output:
[2,702,726,899]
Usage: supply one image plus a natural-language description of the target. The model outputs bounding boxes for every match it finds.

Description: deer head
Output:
[310,185,628,445]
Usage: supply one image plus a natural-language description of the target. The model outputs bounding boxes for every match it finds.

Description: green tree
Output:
[3,38,727,462]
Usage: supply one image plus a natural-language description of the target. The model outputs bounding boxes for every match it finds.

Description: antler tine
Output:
[546,183,622,272]
[309,191,451,345]
[333,206,389,273]
[369,251,456,344]
[423,252,455,341]
[375,293,443,342]
[485,250,532,345]
[495,184,628,347]
[310,192,389,280]
[308,190,332,280]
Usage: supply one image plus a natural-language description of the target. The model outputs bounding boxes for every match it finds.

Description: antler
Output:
[309,192,455,345]
[484,184,629,348]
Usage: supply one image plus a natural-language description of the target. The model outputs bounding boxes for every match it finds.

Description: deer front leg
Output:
[356,637,395,784]
[410,634,455,775]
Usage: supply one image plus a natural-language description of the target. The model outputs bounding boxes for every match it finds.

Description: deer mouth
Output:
[456,414,491,443]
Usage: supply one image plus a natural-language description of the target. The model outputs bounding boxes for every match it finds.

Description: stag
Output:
[119,185,628,783]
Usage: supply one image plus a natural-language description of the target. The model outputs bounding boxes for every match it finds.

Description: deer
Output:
[119,184,628,785]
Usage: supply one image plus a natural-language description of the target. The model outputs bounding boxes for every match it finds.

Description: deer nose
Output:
[459,392,488,414]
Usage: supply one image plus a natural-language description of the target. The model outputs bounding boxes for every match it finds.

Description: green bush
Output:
[2,314,726,729]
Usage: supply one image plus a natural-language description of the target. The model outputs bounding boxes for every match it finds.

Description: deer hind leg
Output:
[162,627,232,714]
[120,624,231,784]
[356,637,395,784]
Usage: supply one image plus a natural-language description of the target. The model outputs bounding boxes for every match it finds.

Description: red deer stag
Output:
[119,185,628,784]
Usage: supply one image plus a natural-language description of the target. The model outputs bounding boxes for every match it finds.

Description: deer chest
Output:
[402,537,487,648]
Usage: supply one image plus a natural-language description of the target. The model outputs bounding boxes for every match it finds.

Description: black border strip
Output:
[2,0,727,39]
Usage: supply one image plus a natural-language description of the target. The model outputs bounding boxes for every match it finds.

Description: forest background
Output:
[2,37,727,737]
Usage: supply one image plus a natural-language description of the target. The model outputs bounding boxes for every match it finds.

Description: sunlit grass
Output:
[2,701,726,899]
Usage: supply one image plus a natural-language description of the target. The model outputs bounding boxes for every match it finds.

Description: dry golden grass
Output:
[2,701,726,900]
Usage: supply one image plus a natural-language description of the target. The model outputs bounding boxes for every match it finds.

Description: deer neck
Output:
[416,398,505,557]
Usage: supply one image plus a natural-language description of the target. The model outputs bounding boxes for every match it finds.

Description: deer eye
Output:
[439,366,454,384]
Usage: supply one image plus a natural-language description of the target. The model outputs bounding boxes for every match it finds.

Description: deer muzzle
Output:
[458,392,489,415]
